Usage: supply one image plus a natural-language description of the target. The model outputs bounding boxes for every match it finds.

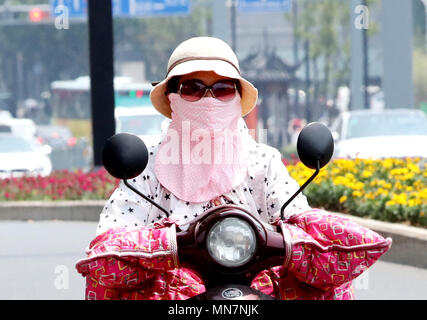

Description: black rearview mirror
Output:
[102,133,149,180]
[102,133,170,217]
[297,122,334,170]
[281,122,334,220]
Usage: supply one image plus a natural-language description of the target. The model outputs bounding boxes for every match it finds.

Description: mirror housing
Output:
[102,133,148,180]
[297,122,334,170]
[281,122,334,220]
[102,133,170,217]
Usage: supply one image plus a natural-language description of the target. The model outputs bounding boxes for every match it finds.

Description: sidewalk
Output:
[0,201,426,268]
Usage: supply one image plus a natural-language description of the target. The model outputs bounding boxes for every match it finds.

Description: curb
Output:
[0,200,105,222]
[0,201,426,268]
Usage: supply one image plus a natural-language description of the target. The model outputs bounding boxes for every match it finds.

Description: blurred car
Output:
[115,106,169,147]
[330,109,427,159]
[0,110,12,119]
[35,125,91,171]
[0,117,36,141]
[0,124,12,133]
[35,125,76,149]
[0,133,52,178]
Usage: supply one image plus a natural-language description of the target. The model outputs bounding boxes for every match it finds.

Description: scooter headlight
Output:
[206,217,257,267]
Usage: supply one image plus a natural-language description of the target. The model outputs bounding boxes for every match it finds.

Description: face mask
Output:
[154,93,247,203]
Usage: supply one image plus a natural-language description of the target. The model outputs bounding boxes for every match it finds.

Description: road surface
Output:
[0,220,426,300]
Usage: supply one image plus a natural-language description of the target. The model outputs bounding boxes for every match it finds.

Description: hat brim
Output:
[150,59,258,119]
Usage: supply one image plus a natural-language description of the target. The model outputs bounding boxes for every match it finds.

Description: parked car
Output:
[35,125,91,171]
[330,109,427,159]
[35,125,76,149]
[0,133,52,178]
[0,117,36,141]
[0,110,12,119]
[115,106,169,147]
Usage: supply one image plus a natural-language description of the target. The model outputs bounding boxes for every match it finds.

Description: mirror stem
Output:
[123,179,170,217]
[280,159,320,221]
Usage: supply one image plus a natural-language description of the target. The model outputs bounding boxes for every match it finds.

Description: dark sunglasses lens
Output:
[180,80,205,101]
[212,81,237,101]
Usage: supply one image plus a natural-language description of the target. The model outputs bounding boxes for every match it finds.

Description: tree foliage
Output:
[286,0,379,100]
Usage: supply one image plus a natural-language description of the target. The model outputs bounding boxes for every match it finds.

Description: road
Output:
[0,220,426,300]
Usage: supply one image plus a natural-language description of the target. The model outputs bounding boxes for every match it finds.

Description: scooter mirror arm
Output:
[123,179,170,217]
[280,159,320,221]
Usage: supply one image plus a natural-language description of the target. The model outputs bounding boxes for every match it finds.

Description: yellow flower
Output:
[366,192,375,200]
[352,190,363,198]
[362,170,373,179]
[383,158,394,169]
[339,195,348,203]
[386,200,396,206]
[376,188,388,197]
[384,183,392,189]
[393,193,407,206]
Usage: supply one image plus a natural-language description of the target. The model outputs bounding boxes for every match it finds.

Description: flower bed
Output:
[0,169,119,201]
[1,158,426,227]
[287,158,427,227]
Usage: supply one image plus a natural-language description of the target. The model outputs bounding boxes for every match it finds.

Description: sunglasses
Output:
[177,79,240,102]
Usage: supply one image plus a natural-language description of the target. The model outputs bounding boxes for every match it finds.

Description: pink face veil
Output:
[154,93,248,203]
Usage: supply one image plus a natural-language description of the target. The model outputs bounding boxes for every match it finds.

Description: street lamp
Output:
[225,0,237,51]
[362,0,369,109]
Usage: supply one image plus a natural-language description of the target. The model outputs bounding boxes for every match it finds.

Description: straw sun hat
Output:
[150,37,258,119]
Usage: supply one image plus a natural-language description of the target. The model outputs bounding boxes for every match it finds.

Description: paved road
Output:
[0,220,426,300]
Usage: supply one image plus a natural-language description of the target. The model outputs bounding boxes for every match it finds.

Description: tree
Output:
[286,0,350,121]
[286,0,378,121]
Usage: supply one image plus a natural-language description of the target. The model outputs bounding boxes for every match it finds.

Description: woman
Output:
[76,37,391,300]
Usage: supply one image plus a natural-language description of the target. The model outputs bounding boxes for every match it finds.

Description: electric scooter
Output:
[101,122,334,300]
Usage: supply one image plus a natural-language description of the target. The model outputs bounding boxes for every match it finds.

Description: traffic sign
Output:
[115,0,191,17]
[51,0,87,17]
[237,0,292,13]
[51,0,190,18]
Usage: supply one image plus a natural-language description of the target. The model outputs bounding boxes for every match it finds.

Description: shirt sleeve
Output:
[96,173,164,236]
[265,148,312,223]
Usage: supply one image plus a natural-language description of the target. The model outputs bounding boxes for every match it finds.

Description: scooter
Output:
[101,122,334,300]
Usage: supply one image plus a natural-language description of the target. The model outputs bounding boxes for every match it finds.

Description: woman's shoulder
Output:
[144,141,161,172]
[245,141,284,180]
[247,141,282,163]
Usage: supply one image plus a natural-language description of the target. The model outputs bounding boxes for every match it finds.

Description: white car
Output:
[115,106,170,148]
[330,109,427,159]
[0,133,52,178]
[0,117,36,141]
